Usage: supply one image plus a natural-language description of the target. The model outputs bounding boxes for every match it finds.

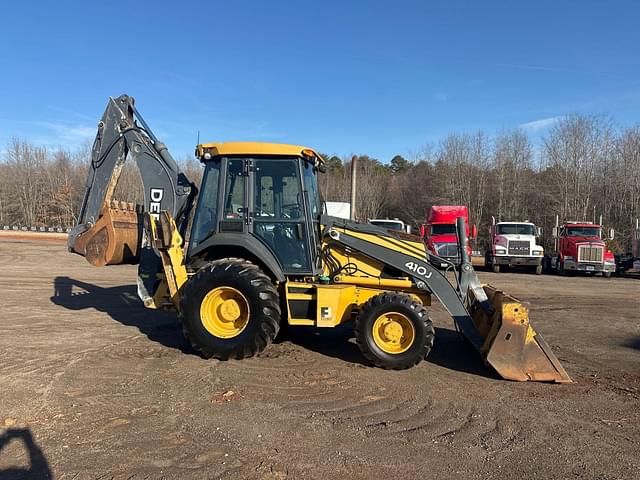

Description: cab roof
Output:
[497,221,535,225]
[195,141,323,162]
[564,222,600,227]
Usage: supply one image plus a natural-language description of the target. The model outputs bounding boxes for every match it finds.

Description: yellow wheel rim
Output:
[200,286,250,339]
[372,312,415,354]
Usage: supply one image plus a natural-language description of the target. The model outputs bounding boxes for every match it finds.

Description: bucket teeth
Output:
[71,201,142,266]
[107,199,138,211]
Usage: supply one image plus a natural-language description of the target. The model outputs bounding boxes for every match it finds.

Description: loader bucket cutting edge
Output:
[70,201,142,266]
[470,285,572,383]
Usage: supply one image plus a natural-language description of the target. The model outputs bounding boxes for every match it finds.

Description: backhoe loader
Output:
[68,94,571,381]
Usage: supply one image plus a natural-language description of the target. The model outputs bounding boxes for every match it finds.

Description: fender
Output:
[188,233,286,282]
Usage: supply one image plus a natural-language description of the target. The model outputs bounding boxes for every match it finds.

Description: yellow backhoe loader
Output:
[68,94,571,381]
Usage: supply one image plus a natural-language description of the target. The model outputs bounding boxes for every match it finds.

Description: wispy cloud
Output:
[21,121,96,148]
[46,105,95,122]
[476,62,591,75]
[0,118,96,150]
[38,122,95,144]
[250,121,285,140]
[519,116,564,132]
[433,92,449,103]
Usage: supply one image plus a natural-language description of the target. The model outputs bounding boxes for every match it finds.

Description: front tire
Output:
[535,264,543,275]
[355,293,434,370]
[180,258,280,360]
[492,264,500,273]
[558,260,566,276]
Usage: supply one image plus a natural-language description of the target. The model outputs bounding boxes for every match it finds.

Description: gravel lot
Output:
[1,238,638,479]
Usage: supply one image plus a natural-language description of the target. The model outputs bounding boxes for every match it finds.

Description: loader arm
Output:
[323,217,487,349]
[68,94,197,302]
[323,216,572,383]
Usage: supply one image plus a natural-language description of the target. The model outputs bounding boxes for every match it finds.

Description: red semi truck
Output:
[421,205,475,267]
[545,219,616,277]
[615,218,640,274]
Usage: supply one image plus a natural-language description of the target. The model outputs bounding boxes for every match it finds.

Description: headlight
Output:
[495,247,506,254]
[533,250,544,256]
[564,256,573,261]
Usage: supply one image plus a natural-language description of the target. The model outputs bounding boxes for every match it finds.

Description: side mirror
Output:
[609,228,615,240]
[537,227,543,237]
[471,224,477,239]
[552,227,558,238]
[419,225,426,238]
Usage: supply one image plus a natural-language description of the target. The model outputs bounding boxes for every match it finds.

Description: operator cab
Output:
[189,142,323,276]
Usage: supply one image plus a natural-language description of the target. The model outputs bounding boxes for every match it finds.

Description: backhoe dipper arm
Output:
[69,94,196,259]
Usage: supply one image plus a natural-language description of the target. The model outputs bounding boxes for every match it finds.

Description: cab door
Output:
[250,158,312,274]
[219,158,248,234]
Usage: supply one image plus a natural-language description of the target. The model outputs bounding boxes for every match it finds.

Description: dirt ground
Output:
[0,238,638,480]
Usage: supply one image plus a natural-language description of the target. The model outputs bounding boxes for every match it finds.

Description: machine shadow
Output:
[0,428,52,480]
[622,337,640,350]
[283,323,498,379]
[51,277,497,378]
[51,276,195,356]
[427,327,499,379]
[279,322,369,366]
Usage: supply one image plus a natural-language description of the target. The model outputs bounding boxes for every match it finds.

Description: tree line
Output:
[1,114,638,252]
[319,114,639,253]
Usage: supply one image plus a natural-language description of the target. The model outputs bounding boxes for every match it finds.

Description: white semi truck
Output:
[485,218,544,275]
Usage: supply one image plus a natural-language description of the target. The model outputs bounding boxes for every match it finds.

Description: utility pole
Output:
[350,155,357,221]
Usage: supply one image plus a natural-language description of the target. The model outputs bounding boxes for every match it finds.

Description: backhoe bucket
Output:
[70,200,142,267]
[469,285,572,383]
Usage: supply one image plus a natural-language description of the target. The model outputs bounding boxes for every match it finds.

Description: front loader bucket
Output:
[469,285,572,383]
[70,200,142,266]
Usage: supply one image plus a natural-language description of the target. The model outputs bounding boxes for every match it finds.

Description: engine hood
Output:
[493,234,536,248]
[564,236,604,248]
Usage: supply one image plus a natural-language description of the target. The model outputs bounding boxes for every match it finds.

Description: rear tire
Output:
[180,258,280,360]
[355,293,434,370]
[485,252,492,271]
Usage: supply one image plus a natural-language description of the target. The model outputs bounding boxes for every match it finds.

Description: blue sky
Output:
[1,1,639,161]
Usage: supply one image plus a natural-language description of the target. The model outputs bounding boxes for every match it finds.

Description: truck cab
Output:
[422,205,474,268]
[549,221,616,277]
[486,220,544,274]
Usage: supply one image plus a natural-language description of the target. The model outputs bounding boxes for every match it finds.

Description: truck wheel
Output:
[355,293,434,370]
[603,271,612,278]
[535,264,543,275]
[180,258,280,360]
[492,264,500,273]
[558,261,566,276]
